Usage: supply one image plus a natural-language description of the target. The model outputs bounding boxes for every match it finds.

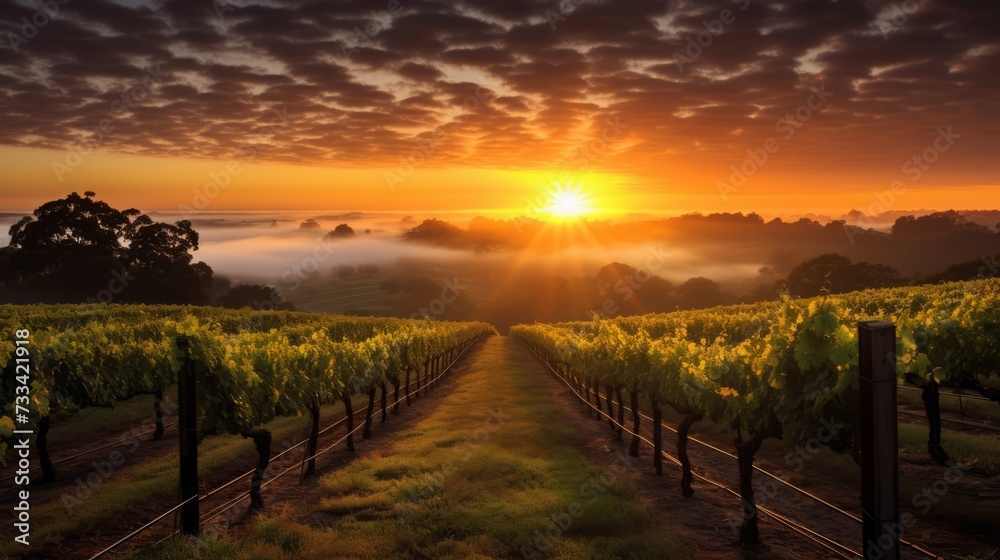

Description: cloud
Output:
[0,0,996,189]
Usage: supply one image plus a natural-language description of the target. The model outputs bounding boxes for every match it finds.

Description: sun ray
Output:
[543,183,592,220]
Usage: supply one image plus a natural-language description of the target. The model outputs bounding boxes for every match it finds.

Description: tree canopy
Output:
[218,283,293,310]
[324,223,356,239]
[785,253,903,297]
[1,192,213,304]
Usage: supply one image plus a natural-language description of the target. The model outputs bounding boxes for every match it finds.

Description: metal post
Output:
[176,337,200,535]
[858,322,898,560]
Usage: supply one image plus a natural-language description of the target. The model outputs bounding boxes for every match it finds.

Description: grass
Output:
[661,398,1000,545]
[898,422,1000,475]
[897,387,998,428]
[47,388,175,447]
[896,423,1000,543]
[0,394,374,559]
[660,398,1000,478]
[137,337,683,559]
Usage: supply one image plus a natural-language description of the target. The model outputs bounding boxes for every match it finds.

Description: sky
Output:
[0,0,997,218]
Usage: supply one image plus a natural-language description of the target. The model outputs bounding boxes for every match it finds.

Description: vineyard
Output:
[0,281,998,558]
[511,278,1000,554]
[0,304,493,551]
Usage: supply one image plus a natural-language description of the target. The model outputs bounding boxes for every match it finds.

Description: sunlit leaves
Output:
[512,278,1000,452]
[0,303,495,461]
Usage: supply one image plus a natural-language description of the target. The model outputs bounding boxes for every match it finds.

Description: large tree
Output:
[218,284,293,310]
[785,253,903,297]
[1,192,213,304]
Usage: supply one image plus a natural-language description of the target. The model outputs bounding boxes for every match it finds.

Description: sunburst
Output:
[543,184,591,220]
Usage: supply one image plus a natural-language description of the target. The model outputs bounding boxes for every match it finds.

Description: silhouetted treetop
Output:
[9,191,137,254]
[786,254,902,297]
[1,192,212,304]
[218,283,293,310]
[891,211,990,237]
[325,223,356,239]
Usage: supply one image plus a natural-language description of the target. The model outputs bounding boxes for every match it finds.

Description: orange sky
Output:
[1,144,993,220]
[0,1,997,220]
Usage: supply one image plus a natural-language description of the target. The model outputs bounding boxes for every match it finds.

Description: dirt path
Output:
[16,336,995,559]
[520,339,854,560]
[129,336,692,558]
[114,336,857,559]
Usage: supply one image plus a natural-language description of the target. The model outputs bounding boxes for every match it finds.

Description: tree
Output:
[357,264,379,277]
[300,219,322,230]
[218,284,293,310]
[891,211,989,237]
[639,276,676,312]
[324,223,356,239]
[336,264,356,279]
[402,219,467,247]
[786,254,902,297]
[675,277,725,309]
[595,262,639,294]
[2,192,213,304]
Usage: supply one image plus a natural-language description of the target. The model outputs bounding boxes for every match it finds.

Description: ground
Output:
[3,336,998,559]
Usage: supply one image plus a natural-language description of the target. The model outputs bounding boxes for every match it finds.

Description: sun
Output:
[544,184,592,220]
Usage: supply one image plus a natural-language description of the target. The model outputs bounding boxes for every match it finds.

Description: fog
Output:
[3,208,996,331]
[181,212,766,287]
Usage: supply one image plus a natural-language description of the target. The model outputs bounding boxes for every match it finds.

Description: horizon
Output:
[1,1,999,557]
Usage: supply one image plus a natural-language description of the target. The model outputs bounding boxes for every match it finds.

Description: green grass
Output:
[137,337,682,559]
[898,422,1000,475]
[897,423,1000,541]
[897,387,998,427]
[660,397,1000,478]
[0,395,373,559]
[47,389,175,447]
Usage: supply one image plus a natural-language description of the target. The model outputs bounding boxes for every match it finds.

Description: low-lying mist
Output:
[174,210,1000,332]
[3,208,996,332]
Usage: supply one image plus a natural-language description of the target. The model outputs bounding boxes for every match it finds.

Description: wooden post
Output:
[176,337,199,535]
[858,322,899,560]
[36,415,54,482]
[305,403,320,476]
[343,391,355,451]
[652,400,663,476]
[152,389,165,440]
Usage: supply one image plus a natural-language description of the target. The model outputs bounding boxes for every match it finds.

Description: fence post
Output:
[176,337,200,536]
[858,322,898,560]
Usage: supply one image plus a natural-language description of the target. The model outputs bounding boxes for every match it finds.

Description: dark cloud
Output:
[0,0,995,184]
[396,62,445,81]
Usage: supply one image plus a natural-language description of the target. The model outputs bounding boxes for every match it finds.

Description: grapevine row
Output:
[511,278,1000,545]
[0,305,495,492]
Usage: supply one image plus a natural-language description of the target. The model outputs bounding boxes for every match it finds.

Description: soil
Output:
[527,344,1000,560]
[7,337,998,560]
